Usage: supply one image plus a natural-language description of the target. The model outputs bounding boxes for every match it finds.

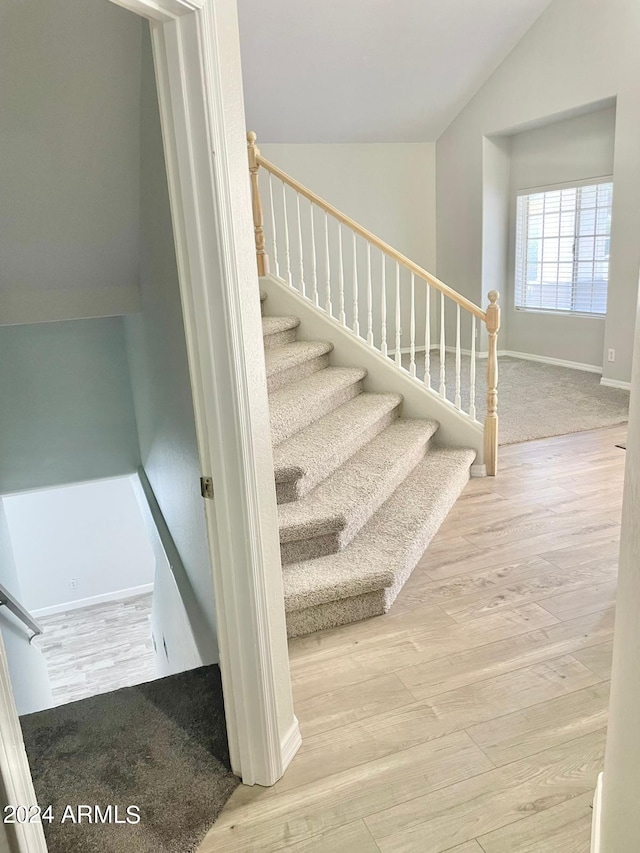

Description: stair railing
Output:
[247,132,501,475]
[0,582,43,642]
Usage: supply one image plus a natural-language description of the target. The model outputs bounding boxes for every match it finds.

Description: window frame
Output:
[514,175,613,319]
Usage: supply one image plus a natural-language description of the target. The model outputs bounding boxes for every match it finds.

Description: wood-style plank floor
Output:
[34,594,155,706]
[198,425,626,853]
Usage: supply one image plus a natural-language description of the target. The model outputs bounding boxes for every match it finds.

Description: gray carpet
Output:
[403,351,629,445]
[20,665,239,853]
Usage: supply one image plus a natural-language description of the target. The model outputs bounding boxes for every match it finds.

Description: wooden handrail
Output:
[255,152,487,323]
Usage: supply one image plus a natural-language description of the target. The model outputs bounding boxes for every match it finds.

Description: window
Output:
[515,179,613,315]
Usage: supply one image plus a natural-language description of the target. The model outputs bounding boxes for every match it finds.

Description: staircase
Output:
[261,291,476,638]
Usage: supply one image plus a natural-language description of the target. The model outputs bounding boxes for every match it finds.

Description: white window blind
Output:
[515,179,613,316]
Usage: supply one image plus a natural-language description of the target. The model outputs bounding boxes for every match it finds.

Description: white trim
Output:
[390,345,427,356]
[146,0,298,786]
[496,349,603,373]
[31,584,154,619]
[601,376,632,391]
[280,717,303,773]
[470,464,487,478]
[591,771,603,853]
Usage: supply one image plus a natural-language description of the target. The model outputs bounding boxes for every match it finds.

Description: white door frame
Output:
[0,0,299,848]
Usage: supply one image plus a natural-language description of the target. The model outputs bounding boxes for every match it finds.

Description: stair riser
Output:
[270,380,364,445]
[275,407,400,504]
[263,327,298,349]
[267,354,331,393]
[286,590,386,638]
[279,437,434,564]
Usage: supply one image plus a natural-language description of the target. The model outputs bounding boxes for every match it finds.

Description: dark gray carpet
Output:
[20,665,239,853]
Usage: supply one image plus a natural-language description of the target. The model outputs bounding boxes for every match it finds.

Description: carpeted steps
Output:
[261,292,476,637]
[273,391,402,502]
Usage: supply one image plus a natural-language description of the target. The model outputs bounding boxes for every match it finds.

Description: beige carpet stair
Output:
[273,391,403,503]
[265,339,333,392]
[262,295,476,637]
[269,367,366,444]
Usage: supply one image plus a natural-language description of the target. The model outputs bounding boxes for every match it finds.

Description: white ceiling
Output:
[237,0,554,143]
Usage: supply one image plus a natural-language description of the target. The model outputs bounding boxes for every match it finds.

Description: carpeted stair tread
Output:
[262,315,300,336]
[269,366,367,445]
[262,315,300,349]
[283,446,476,613]
[273,391,403,502]
[265,339,333,391]
[278,418,439,552]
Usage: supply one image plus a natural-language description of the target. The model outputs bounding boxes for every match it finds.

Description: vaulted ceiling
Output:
[237,0,554,143]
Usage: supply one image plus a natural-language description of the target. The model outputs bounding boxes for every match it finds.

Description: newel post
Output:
[247,131,269,276]
[484,290,500,476]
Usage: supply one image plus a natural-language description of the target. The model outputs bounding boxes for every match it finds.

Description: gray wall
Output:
[0,0,142,325]
[0,317,141,494]
[124,27,218,663]
[505,106,615,366]
[437,0,640,384]
[3,477,154,615]
[0,502,53,716]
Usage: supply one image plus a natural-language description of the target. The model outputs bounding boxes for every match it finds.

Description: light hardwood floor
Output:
[34,594,155,706]
[199,425,625,853]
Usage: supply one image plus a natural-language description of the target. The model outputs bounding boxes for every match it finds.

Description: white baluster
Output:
[409,273,416,377]
[454,304,461,409]
[470,315,477,420]
[309,204,318,306]
[281,181,291,285]
[268,173,279,278]
[381,253,387,357]
[439,292,446,398]
[296,192,304,296]
[366,243,373,346]
[338,225,346,326]
[424,285,431,387]
[352,231,359,336]
[324,211,332,316]
[395,262,402,366]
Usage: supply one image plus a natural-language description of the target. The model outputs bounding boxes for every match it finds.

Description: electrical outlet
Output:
[70,578,78,589]
[608,348,616,363]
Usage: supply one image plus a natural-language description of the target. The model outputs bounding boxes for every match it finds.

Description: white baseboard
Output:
[470,464,487,478]
[591,771,603,853]
[498,350,602,373]
[31,583,154,618]
[280,716,302,778]
[601,376,631,391]
[425,346,603,375]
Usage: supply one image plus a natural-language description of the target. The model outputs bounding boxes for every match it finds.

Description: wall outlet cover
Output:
[608,348,616,362]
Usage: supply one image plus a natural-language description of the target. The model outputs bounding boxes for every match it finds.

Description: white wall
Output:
[505,106,616,366]
[0,503,53,716]
[0,317,141,494]
[124,27,218,664]
[437,0,640,384]
[0,0,143,324]
[259,142,436,349]
[2,477,154,615]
